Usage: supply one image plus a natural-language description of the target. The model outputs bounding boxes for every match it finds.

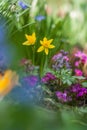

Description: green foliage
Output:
[82,82,87,88]
[55,69,76,86]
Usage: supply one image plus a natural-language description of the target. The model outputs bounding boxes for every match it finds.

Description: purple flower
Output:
[77,88,87,97]
[18,1,28,9]
[56,91,71,102]
[23,75,39,87]
[41,72,56,83]
[35,15,46,21]
[75,69,83,76]
[70,84,81,93]
[70,84,87,97]
[52,53,62,61]
[52,51,71,70]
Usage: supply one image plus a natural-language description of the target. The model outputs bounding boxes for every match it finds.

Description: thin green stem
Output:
[40,52,44,77]
[44,55,48,71]
[32,45,35,65]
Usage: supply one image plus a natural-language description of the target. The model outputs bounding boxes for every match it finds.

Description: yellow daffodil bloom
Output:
[0,70,19,97]
[23,32,36,45]
[37,37,55,55]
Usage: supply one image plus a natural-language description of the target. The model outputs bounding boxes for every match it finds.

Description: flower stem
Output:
[32,45,35,65]
[44,55,48,71]
[40,52,44,77]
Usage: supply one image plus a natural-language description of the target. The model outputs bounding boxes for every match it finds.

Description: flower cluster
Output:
[7,74,43,105]
[20,58,35,73]
[55,84,87,106]
[75,51,87,64]
[70,84,87,97]
[56,91,72,103]
[51,50,71,70]
[41,49,87,106]
[41,72,56,84]
[74,51,87,77]
[23,75,39,87]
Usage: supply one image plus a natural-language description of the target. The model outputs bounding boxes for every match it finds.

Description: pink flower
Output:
[75,51,83,58]
[75,61,80,67]
[63,56,69,61]
[75,69,83,76]
[75,51,87,64]
[81,55,87,64]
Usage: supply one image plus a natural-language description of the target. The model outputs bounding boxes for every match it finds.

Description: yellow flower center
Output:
[28,37,34,44]
[43,42,49,48]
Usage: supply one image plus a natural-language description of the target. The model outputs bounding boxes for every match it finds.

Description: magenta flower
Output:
[75,51,87,64]
[81,55,87,64]
[70,84,87,98]
[75,69,83,76]
[41,72,56,83]
[77,88,87,97]
[56,91,72,102]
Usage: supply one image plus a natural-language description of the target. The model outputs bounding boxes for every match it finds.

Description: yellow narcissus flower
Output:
[23,32,36,45]
[0,70,19,97]
[37,37,55,55]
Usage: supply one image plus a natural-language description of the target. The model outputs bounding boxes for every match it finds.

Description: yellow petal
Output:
[22,41,30,45]
[48,39,53,44]
[0,70,19,96]
[32,32,36,37]
[40,40,43,45]
[45,48,49,55]
[25,34,29,40]
[49,44,55,48]
[32,33,36,41]
[37,46,44,52]
[43,37,47,42]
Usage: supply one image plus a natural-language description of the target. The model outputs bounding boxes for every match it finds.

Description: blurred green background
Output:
[0,101,87,130]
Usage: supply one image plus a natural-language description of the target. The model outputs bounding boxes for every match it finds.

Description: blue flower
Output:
[18,1,28,9]
[35,15,46,22]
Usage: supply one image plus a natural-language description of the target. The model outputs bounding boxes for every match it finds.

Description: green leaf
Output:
[75,76,85,80]
[82,82,87,88]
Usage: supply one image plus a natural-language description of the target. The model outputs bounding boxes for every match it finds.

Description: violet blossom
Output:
[41,72,56,83]
[35,15,46,22]
[70,84,87,97]
[23,75,39,87]
[56,91,72,102]
[52,50,71,70]
[18,1,28,9]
